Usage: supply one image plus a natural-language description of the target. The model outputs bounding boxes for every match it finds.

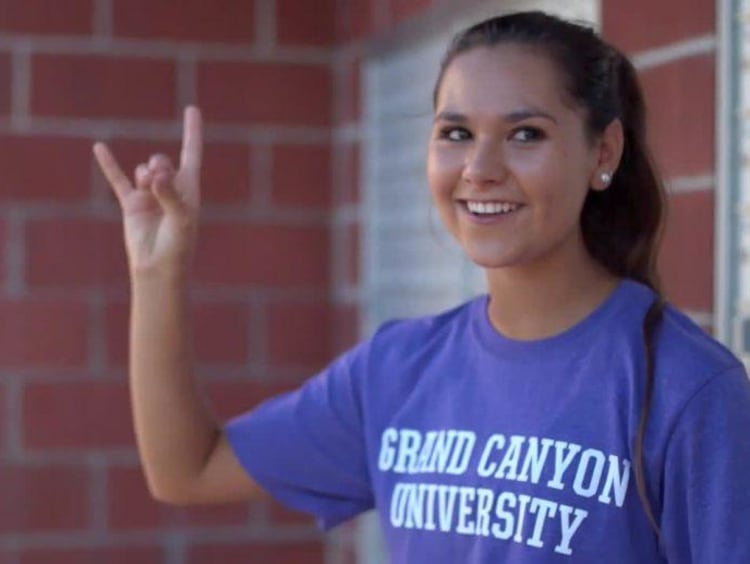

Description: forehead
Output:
[436,44,571,115]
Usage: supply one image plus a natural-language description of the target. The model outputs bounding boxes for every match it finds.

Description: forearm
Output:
[95,109,256,504]
[129,272,219,501]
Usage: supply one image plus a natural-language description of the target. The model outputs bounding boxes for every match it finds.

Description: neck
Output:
[484,239,620,341]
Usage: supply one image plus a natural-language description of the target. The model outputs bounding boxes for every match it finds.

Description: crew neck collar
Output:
[471,278,652,359]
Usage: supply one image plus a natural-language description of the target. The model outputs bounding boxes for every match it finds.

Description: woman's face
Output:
[427,44,606,271]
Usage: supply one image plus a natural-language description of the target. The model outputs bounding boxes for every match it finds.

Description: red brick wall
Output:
[0,0,338,562]
[603,0,717,323]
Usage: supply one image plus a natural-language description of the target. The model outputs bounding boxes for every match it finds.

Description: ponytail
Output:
[635,297,665,539]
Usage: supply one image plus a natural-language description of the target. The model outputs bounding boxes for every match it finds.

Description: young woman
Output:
[93,11,750,563]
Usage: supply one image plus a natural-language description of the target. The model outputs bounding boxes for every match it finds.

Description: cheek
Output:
[427,146,462,197]
[539,179,592,233]
[514,147,590,222]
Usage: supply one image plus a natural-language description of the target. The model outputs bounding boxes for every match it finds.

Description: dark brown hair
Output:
[434,11,666,535]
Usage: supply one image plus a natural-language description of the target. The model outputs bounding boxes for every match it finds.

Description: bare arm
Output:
[94,107,260,504]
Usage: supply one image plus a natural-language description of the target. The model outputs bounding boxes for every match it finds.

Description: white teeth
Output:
[466,201,520,215]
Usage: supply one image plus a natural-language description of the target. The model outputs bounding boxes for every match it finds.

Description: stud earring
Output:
[600,172,612,186]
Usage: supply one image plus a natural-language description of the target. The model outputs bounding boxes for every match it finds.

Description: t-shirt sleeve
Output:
[660,364,750,563]
[225,340,374,530]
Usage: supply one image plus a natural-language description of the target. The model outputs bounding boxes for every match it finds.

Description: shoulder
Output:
[636,291,748,426]
[603,279,743,412]
[655,303,742,385]
[366,296,483,363]
[614,279,741,381]
[316,297,483,397]
[375,296,480,337]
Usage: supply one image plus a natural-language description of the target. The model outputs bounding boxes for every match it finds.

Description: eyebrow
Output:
[434,108,558,124]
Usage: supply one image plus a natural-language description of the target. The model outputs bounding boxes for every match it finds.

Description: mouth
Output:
[460,199,525,218]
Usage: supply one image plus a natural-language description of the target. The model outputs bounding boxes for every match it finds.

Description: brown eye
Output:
[511,127,545,143]
[439,127,471,142]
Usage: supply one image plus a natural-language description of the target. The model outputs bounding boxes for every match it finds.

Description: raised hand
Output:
[93,106,203,277]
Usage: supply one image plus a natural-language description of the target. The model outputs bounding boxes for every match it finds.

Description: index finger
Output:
[180,106,203,173]
[92,142,133,203]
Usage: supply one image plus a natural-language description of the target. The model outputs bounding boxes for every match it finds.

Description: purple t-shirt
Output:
[226,279,750,563]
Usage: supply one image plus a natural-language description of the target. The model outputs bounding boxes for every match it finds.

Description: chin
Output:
[461,238,547,271]
[464,250,521,270]
[457,231,525,264]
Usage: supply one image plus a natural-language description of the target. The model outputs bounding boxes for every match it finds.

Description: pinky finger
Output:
[93,143,133,203]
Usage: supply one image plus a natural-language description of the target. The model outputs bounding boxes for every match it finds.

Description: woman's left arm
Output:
[660,364,750,563]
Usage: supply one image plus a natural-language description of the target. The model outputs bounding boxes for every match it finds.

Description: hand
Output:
[93,106,203,277]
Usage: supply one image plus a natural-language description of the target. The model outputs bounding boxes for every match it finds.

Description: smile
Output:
[463,200,523,216]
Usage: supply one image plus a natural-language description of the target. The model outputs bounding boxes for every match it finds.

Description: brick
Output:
[659,190,713,311]
[198,62,332,126]
[103,140,253,206]
[0,53,10,116]
[105,300,252,367]
[640,54,714,178]
[271,145,332,209]
[188,542,325,564]
[23,380,134,449]
[0,299,87,367]
[107,465,250,530]
[0,464,87,532]
[104,302,128,367]
[26,219,127,289]
[267,499,315,525]
[0,0,92,35]
[603,0,714,53]
[20,547,163,564]
[113,0,254,43]
[194,223,329,289]
[179,503,252,528]
[389,0,432,24]
[0,135,91,202]
[335,57,361,125]
[0,218,5,286]
[203,142,254,205]
[32,55,176,120]
[192,302,252,364]
[0,385,5,455]
[277,0,336,46]
[206,379,297,421]
[336,0,372,42]
[268,301,332,367]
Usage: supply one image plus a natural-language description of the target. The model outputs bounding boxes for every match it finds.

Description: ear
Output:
[590,118,625,191]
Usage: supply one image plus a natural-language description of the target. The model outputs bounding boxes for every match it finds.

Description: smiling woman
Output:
[95,8,750,564]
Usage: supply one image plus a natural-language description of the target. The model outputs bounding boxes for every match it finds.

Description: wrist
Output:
[130,264,192,289]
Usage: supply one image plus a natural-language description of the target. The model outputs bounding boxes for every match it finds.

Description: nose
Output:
[462,142,507,186]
